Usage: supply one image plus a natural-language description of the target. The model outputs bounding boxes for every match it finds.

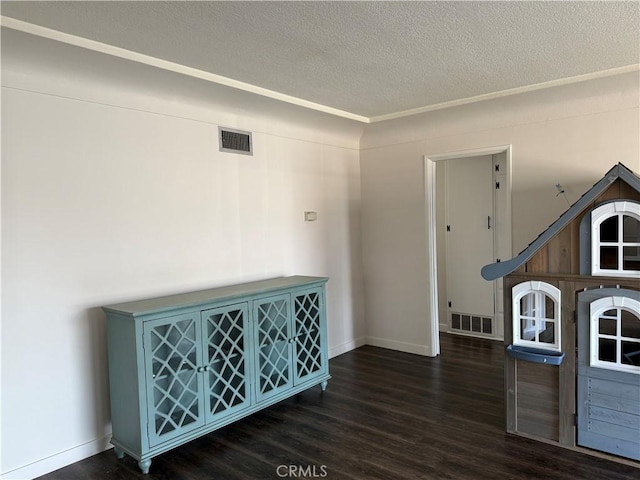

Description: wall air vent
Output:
[219,127,253,155]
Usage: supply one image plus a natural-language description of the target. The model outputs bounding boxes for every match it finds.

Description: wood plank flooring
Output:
[38,334,639,479]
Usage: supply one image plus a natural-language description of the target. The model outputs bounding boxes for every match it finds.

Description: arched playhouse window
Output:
[591,201,640,277]
[590,296,640,373]
[512,281,561,352]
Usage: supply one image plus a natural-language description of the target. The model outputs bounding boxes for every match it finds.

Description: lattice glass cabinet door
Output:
[293,287,328,384]
[254,294,293,402]
[143,313,205,447]
[202,303,251,421]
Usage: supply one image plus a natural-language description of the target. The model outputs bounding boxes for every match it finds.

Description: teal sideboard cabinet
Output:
[103,276,330,474]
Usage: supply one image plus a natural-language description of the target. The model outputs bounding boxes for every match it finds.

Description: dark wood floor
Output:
[39,334,638,480]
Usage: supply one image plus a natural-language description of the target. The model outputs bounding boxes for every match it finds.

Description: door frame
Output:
[423,145,512,354]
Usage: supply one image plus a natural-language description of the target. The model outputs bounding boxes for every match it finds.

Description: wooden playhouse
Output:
[482,163,640,463]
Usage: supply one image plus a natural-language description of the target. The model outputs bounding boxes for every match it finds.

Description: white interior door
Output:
[445,156,495,335]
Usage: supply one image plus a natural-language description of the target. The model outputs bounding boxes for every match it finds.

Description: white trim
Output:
[425,145,512,162]
[365,336,432,356]
[328,336,366,359]
[368,65,640,123]
[446,330,504,342]
[423,157,440,356]
[591,201,640,277]
[0,435,112,479]
[589,296,640,374]
[512,281,561,352]
[424,145,512,347]
[0,16,369,124]
[4,16,638,125]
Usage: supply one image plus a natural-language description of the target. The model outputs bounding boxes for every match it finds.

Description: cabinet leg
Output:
[320,380,328,392]
[138,459,152,475]
[113,446,125,460]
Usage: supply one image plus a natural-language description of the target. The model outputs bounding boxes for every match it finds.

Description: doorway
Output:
[440,155,496,337]
[424,146,511,353]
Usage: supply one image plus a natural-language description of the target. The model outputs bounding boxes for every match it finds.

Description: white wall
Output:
[3,24,640,480]
[1,29,365,478]
[360,72,640,357]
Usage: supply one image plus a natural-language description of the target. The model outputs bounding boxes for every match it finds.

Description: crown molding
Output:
[0,16,370,123]
[369,64,640,123]
[3,16,638,125]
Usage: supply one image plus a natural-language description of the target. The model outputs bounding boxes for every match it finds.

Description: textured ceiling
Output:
[1,1,639,122]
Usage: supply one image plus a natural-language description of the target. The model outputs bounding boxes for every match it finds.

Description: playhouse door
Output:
[576,288,640,461]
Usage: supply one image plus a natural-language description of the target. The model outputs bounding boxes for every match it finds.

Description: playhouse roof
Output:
[481,162,640,281]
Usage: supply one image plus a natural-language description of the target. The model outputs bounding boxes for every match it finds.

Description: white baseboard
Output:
[439,322,448,332]
[328,336,366,358]
[1,436,112,480]
[445,330,504,342]
[2,336,370,480]
[365,336,435,357]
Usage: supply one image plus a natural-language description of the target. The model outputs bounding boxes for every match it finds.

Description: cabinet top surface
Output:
[103,275,328,317]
